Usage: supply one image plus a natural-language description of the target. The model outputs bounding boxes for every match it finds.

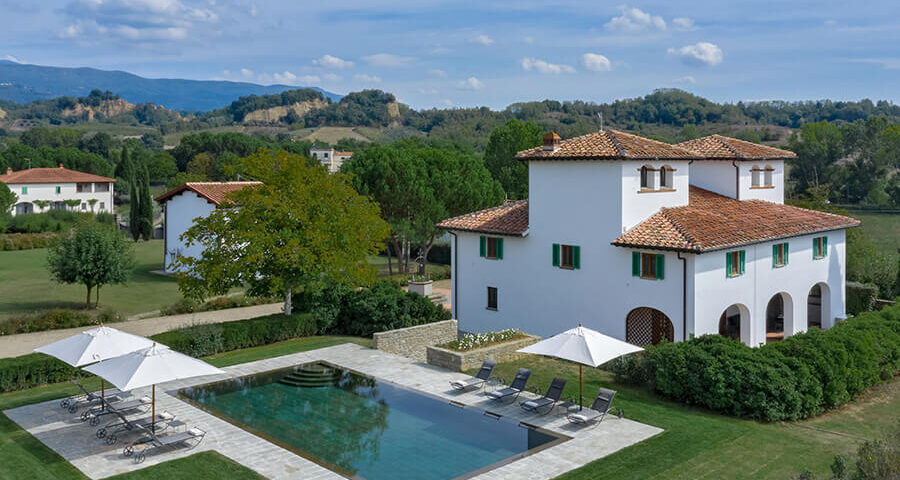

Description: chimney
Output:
[542,132,562,152]
[59,163,64,169]
[5,167,11,175]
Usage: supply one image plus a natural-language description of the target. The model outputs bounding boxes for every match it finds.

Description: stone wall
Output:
[426,335,540,372]
[372,319,458,362]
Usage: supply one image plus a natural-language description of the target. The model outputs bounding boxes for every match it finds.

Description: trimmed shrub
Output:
[293,280,451,337]
[0,308,123,336]
[150,312,317,357]
[615,304,900,421]
[0,353,86,393]
[159,295,275,316]
[847,281,879,315]
[0,232,57,250]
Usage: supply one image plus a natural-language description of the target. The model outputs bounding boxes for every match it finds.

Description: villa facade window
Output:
[487,286,498,310]
[751,165,775,189]
[659,165,674,189]
[95,183,109,192]
[632,252,665,280]
[552,243,580,269]
[21,187,27,195]
[479,236,503,259]
[813,236,828,259]
[726,250,746,277]
[76,183,92,193]
[772,242,789,268]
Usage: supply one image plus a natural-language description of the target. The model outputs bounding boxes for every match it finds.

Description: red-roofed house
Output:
[0,165,115,216]
[309,147,353,174]
[439,131,858,347]
[155,181,261,272]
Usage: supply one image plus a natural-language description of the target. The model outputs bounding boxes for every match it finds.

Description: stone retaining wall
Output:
[426,334,540,372]
[372,319,457,362]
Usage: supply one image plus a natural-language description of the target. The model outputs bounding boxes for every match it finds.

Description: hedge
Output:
[847,281,879,315]
[0,232,57,251]
[150,312,317,358]
[0,353,87,393]
[293,280,451,337]
[159,294,275,316]
[0,309,123,336]
[610,303,900,421]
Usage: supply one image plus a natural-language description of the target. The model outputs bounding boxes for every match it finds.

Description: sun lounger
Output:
[80,396,152,426]
[449,359,497,391]
[124,423,207,464]
[486,368,531,403]
[97,410,175,445]
[520,377,567,415]
[566,387,622,426]
[60,380,127,413]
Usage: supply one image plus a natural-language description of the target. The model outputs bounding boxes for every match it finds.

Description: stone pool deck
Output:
[5,343,662,480]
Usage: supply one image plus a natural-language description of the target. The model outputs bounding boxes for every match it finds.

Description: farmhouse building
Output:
[155,181,261,273]
[309,147,353,173]
[0,165,115,216]
[438,131,859,347]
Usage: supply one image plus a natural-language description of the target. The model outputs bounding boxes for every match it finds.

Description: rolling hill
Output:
[0,61,341,111]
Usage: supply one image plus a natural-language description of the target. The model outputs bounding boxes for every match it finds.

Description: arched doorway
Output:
[719,304,750,344]
[807,283,830,329]
[765,292,793,343]
[626,307,674,346]
[14,202,34,215]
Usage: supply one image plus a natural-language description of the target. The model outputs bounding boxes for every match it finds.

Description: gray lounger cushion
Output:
[568,409,603,423]
[450,377,485,389]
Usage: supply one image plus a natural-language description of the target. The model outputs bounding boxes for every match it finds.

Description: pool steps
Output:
[278,365,341,388]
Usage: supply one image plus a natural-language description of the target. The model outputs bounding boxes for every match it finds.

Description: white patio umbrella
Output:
[517,324,643,409]
[35,325,155,397]
[84,343,226,429]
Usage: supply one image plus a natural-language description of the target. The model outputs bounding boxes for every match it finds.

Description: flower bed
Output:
[427,331,540,372]
[441,329,527,351]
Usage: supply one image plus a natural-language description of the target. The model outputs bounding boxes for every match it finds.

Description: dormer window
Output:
[640,165,654,190]
[751,165,774,189]
[660,165,673,189]
[764,165,774,187]
[751,166,761,187]
[639,165,675,192]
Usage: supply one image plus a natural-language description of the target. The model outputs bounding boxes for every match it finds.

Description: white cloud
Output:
[273,71,298,83]
[257,71,321,85]
[354,73,382,83]
[312,54,353,69]
[469,34,494,46]
[456,76,484,90]
[240,68,254,78]
[429,46,452,55]
[668,42,723,66]
[605,6,665,33]
[296,75,321,84]
[2,54,22,63]
[248,4,258,17]
[523,36,534,44]
[673,75,696,84]
[417,87,439,95]
[428,69,447,77]
[362,53,415,67]
[322,73,342,81]
[672,17,696,31]
[582,53,612,72]
[521,57,575,74]
[59,0,218,42]
[442,99,454,106]
[845,58,900,70]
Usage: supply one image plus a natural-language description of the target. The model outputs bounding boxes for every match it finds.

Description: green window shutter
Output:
[632,252,640,276]
[552,243,560,267]
[55,186,61,194]
[772,244,778,267]
[479,236,486,257]
[656,254,665,279]
[739,250,746,274]
[725,252,732,278]
[823,236,828,256]
[784,243,789,264]
[573,245,581,269]
[813,238,818,258]
[497,238,504,260]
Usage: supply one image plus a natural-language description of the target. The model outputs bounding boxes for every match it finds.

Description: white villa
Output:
[155,181,261,273]
[309,147,353,173]
[438,131,860,347]
[0,165,115,215]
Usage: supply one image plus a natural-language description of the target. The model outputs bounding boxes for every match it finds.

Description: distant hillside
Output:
[0,61,341,111]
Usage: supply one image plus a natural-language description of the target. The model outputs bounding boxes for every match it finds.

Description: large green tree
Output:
[344,138,505,273]
[0,182,16,214]
[483,119,543,200]
[175,149,391,315]
[47,221,135,307]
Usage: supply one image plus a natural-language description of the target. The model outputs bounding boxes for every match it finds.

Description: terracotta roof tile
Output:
[437,200,529,236]
[676,135,796,160]
[517,129,700,160]
[0,166,116,184]
[155,181,262,206]
[612,186,859,252]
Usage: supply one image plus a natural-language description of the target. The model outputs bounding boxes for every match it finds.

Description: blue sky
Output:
[1,0,898,109]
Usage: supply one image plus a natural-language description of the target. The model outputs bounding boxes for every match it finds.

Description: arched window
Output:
[660,165,674,189]
[751,165,762,187]
[640,166,650,189]
[764,165,774,187]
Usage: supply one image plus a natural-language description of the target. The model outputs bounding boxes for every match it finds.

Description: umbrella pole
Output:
[579,364,583,411]
[151,384,156,432]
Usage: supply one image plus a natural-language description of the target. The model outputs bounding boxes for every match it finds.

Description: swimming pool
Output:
[179,362,567,480]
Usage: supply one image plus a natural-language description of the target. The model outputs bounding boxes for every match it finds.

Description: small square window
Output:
[813,237,827,259]
[55,186,61,194]
[486,237,498,259]
[81,202,86,211]
[773,243,788,267]
[99,202,105,210]
[487,287,498,310]
[560,245,575,269]
[21,187,27,194]
[641,253,657,278]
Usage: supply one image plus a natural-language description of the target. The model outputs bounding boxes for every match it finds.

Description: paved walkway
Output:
[0,303,283,358]
[5,343,662,480]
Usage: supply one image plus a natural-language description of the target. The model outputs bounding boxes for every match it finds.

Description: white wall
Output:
[686,160,784,203]
[6,182,114,216]
[620,160,690,232]
[689,161,737,198]
[163,191,216,272]
[691,230,846,346]
[737,160,784,203]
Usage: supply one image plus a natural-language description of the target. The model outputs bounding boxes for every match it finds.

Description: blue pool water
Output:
[180,363,564,480]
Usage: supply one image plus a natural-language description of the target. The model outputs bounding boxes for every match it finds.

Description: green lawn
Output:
[483,358,898,480]
[850,211,900,255]
[0,335,370,480]
[0,240,179,319]
[367,254,449,279]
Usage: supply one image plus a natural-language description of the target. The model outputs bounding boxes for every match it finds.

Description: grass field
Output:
[0,240,179,319]
[0,336,369,480]
[850,211,900,255]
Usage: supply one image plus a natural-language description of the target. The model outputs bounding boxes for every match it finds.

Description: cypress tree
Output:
[128,174,141,241]
[138,166,153,240]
